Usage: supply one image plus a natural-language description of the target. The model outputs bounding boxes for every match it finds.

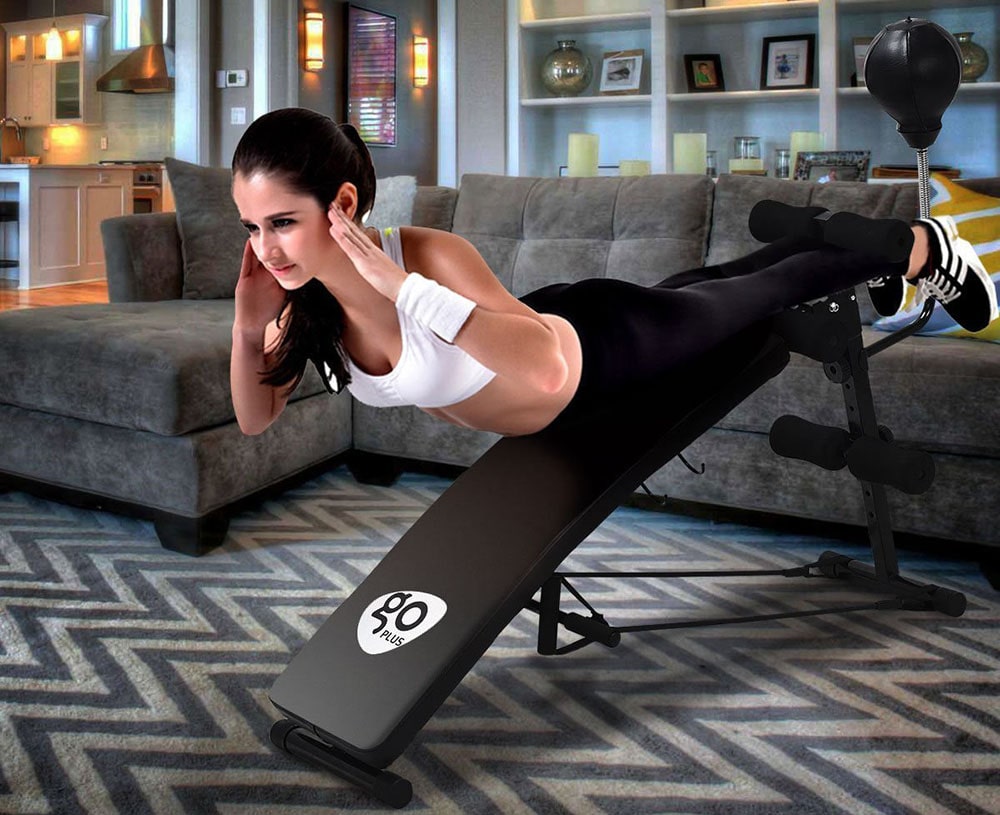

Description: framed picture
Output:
[599,49,644,95]
[684,53,725,93]
[347,5,397,146]
[760,34,815,90]
[793,149,871,182]
[853,36,873,86]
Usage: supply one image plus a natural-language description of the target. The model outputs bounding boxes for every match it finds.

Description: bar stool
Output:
[0,200,17,277]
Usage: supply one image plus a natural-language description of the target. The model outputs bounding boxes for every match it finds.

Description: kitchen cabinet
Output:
[2,14,108,127]
[0,165,132,289]
[508,0,999,178]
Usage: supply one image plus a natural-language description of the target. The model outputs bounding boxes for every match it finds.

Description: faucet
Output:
[0,116,23,142]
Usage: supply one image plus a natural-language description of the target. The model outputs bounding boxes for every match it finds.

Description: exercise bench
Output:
[268,250,964,806]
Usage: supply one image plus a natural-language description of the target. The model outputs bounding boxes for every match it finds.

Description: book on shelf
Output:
[871,165,961,180]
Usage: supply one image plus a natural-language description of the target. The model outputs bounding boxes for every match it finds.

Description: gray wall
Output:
[456,0,505,179]
[213,0,255,167]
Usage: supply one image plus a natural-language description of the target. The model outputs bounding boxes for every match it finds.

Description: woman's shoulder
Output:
[399,225,479,260]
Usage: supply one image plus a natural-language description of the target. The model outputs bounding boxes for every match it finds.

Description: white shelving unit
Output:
[507,0,999,178]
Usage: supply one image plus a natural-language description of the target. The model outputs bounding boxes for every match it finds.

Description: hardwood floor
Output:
[0,280,109,311]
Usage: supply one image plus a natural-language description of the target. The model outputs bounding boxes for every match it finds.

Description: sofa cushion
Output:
[452,174,714,294]
[165,157,246,300]
[0,302,327,436]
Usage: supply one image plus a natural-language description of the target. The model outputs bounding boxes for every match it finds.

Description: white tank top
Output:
[344,227,497,409]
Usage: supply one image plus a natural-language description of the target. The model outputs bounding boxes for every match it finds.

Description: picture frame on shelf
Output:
[599,49,644,95]
[760,34,815,91]
[684,54,725,93]
[794,150,872,182]
[853,37,873,87]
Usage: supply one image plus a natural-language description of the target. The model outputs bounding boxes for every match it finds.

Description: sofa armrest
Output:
[101,212,184,303]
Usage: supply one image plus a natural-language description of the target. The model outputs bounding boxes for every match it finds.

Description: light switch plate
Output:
[231,107,247,126]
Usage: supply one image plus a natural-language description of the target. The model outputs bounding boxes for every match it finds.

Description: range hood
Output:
[96,0,174,93]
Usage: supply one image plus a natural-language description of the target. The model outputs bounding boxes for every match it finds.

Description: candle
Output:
[728,158,765,172]
[673,133,707,174]
[789,131,824,179]
[567,133,599,177]
[619,159,651,176]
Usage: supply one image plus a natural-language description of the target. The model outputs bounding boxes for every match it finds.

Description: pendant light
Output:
[45,0,63,61]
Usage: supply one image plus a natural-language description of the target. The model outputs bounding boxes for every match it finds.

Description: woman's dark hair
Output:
[232,107,377,395]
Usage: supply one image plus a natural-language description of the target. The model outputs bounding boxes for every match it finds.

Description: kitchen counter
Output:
[0,165,134,288]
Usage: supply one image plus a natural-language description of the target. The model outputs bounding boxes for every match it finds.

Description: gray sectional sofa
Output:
[0,167,997,556]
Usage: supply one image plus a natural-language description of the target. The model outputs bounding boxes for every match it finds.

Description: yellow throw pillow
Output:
[872,173,1000,341]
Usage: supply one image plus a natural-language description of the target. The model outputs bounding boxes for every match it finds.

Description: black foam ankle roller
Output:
[748,200,828,243]
[769,415,851,471]
[823,212,914,263]
[846,436,935,494]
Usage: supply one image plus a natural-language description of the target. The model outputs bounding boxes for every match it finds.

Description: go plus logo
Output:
[357,590,448,655]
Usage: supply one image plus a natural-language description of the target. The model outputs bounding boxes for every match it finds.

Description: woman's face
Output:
[232,170,341,291]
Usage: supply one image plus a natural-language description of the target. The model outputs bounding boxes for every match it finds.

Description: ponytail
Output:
[338,123,377,223]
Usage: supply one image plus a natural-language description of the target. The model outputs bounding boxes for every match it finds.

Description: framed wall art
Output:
[793,149,872,182]
[599,49,644,95]
[347,5,397,146]
[684,53,725,92]
[760,34,815,90]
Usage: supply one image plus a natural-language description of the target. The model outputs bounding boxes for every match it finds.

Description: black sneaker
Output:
[915,215,998,332]
[866,275,906,317]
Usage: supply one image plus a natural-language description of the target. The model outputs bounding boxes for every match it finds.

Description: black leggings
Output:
[519,235,910,419]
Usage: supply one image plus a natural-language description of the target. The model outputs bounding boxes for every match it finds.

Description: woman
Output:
[230,108,996,438]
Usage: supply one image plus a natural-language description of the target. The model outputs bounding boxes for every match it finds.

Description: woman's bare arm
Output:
[230,240,293,435]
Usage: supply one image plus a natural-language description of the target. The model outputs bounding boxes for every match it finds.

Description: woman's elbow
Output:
[533,354,570,395]
[236,414,271,436]
[233,400,280,435]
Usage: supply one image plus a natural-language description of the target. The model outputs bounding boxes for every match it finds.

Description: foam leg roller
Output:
[846,436,935,494]
[769,415,851,471]
[748,200,829,244]
[822,211,914,263]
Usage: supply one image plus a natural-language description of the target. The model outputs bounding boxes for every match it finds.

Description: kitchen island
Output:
[0,164,133,289]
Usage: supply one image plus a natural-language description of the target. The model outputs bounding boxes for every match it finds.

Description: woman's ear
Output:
[332,182,360,222]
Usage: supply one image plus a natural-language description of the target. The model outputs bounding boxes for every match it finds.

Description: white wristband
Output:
[395,272,477,343]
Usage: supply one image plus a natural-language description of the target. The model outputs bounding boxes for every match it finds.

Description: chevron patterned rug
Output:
[1,466,997,815]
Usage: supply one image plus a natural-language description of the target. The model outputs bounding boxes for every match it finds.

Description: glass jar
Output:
[733,136,761,161]
[774,148,791,179]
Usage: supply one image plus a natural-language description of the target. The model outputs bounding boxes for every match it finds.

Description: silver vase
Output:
[541,40,593,97]
[954,32,989,83]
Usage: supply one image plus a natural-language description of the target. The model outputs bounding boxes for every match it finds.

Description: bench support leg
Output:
[270,720,412,809]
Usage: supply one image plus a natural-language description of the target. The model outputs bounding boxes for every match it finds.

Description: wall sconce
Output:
[304,11,324,71]
[413,36,429,87]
